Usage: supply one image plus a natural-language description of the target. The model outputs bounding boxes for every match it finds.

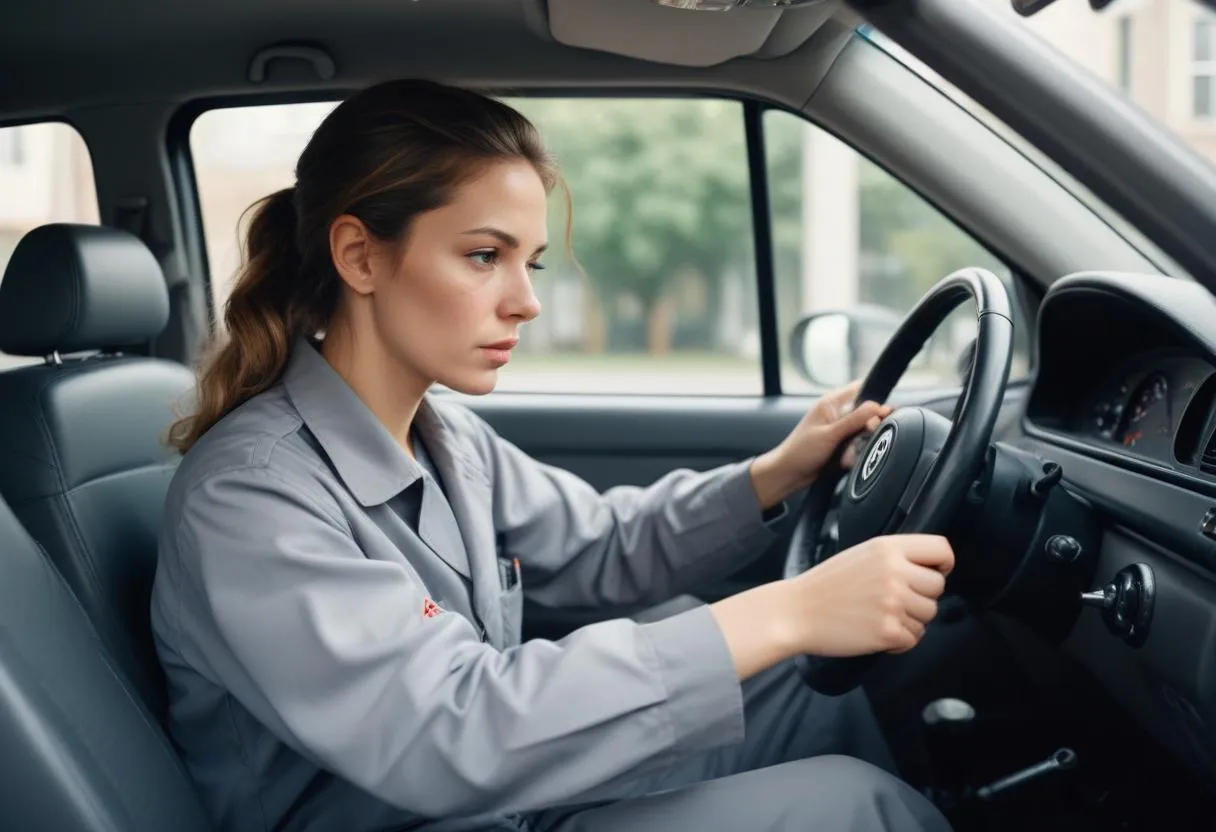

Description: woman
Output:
[152,79,954,832]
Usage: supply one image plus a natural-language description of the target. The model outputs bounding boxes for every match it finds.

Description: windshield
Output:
[1005,0,1214,149]
[861,0,1208,280]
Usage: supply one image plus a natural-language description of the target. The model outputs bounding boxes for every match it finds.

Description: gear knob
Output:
[923,697,976,727]
[921,697,976,799]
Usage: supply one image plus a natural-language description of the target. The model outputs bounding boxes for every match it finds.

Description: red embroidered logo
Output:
[422,598,444,619]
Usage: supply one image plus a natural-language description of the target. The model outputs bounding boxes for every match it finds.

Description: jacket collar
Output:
[283,337,440,507]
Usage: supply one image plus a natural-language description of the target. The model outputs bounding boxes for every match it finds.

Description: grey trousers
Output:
[526,660,951,832]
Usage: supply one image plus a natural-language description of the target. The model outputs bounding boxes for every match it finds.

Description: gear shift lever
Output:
[976,747,1077,801]
[921,697,976,801]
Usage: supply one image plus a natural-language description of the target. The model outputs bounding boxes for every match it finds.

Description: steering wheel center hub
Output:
[852,423,897,498]
[840,409,931,549]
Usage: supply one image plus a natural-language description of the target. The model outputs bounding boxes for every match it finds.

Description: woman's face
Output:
[332,158,548,396]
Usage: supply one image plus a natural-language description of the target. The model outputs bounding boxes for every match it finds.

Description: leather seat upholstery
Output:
[0,223,195,719]
[0,492,213,830]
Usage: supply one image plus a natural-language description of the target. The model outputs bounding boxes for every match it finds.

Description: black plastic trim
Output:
[745,100,782,396]
[1015,435,1216,574]
[1022,422,1216,502]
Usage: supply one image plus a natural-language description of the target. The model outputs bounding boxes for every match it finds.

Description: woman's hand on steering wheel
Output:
[750,381,892,511]
[784,534,955,658]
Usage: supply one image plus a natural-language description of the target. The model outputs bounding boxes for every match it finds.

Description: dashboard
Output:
[1025,272,1216,495]
[1018,270,1216,788]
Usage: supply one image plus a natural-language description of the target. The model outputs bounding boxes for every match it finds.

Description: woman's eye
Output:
[469,251,498,267]
[528,261,546,272]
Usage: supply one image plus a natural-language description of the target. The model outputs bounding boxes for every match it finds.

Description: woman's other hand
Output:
[749,380,891,510]
[710,534,954,680]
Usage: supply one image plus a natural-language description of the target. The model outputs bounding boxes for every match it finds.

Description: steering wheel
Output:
[782,268,1014,695]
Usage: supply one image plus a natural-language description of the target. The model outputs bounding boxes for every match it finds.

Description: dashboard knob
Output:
[1045,534,1082,563]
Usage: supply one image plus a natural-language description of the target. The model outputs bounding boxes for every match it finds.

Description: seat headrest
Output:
[0,224,171,357]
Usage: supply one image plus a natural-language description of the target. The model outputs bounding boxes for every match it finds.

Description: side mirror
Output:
[788,305,902,389]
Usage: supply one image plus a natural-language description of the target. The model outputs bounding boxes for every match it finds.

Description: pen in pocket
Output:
[498,556,521,590]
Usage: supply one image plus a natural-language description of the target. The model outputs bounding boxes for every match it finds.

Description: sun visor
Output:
[545,0,835,67]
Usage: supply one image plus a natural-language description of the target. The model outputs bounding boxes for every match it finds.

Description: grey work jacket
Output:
[150,338,785,832]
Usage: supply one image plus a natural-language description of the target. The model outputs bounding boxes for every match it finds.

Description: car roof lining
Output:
[0,0,845,119]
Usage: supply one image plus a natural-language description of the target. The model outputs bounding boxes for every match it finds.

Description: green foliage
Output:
[511,98,755,325]
[508,97,1001,354]
[855,163,1004,309]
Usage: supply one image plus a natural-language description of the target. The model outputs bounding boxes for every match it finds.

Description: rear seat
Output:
[0,491,213,829]
[0,224,195,719]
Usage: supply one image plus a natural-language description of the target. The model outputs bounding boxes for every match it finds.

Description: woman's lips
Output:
[480,338,518,366]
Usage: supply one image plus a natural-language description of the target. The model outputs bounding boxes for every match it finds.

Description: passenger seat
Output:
[0,491,213,829]
[0,224,195,718]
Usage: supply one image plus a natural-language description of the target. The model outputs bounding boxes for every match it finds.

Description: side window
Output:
[762,108,1030,393]
[0,122,100,369]
[192,102,339,312]
[191,99,762,395]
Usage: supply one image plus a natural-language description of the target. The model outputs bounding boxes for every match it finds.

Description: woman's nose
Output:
[502,268,542,321]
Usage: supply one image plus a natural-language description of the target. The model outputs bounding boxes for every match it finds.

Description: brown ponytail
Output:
[167,79,559,453]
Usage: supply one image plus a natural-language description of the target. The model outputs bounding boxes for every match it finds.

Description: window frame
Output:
[168,84,1035,400]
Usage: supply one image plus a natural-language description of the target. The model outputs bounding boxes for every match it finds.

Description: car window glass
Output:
[763,107,1031,393]
[0,122,100,369]
[191,98,763,396]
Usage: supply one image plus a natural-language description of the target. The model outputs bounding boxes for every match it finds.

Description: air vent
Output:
[1201,430,1216,476]
[1175,373,1216,468]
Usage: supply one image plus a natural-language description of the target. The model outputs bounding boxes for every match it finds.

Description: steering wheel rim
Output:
[783,268,1015,695]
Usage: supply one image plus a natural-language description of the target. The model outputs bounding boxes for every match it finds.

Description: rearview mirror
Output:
[788,305,902,389]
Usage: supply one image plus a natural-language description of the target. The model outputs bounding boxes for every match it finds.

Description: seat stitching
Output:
[28,374,107,599]
[66,234,84,349]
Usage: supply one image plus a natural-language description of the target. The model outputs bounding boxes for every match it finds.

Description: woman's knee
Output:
[778,755,952,831]
[534,755,951,832]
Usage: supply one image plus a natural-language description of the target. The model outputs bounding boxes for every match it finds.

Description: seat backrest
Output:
[0,224,195,718]
[0,491,213,830]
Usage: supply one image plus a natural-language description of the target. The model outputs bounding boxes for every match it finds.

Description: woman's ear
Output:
[329,215,377,296]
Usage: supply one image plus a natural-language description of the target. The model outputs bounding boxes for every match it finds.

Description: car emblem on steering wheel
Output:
[861,428,894,482]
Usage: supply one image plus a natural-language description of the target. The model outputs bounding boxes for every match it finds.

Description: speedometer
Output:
[1119,373,1170,449]
[1090,398,1122,439]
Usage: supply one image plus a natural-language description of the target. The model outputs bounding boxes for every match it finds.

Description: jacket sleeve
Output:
[461,408,788,610]
[173,465,745,818]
